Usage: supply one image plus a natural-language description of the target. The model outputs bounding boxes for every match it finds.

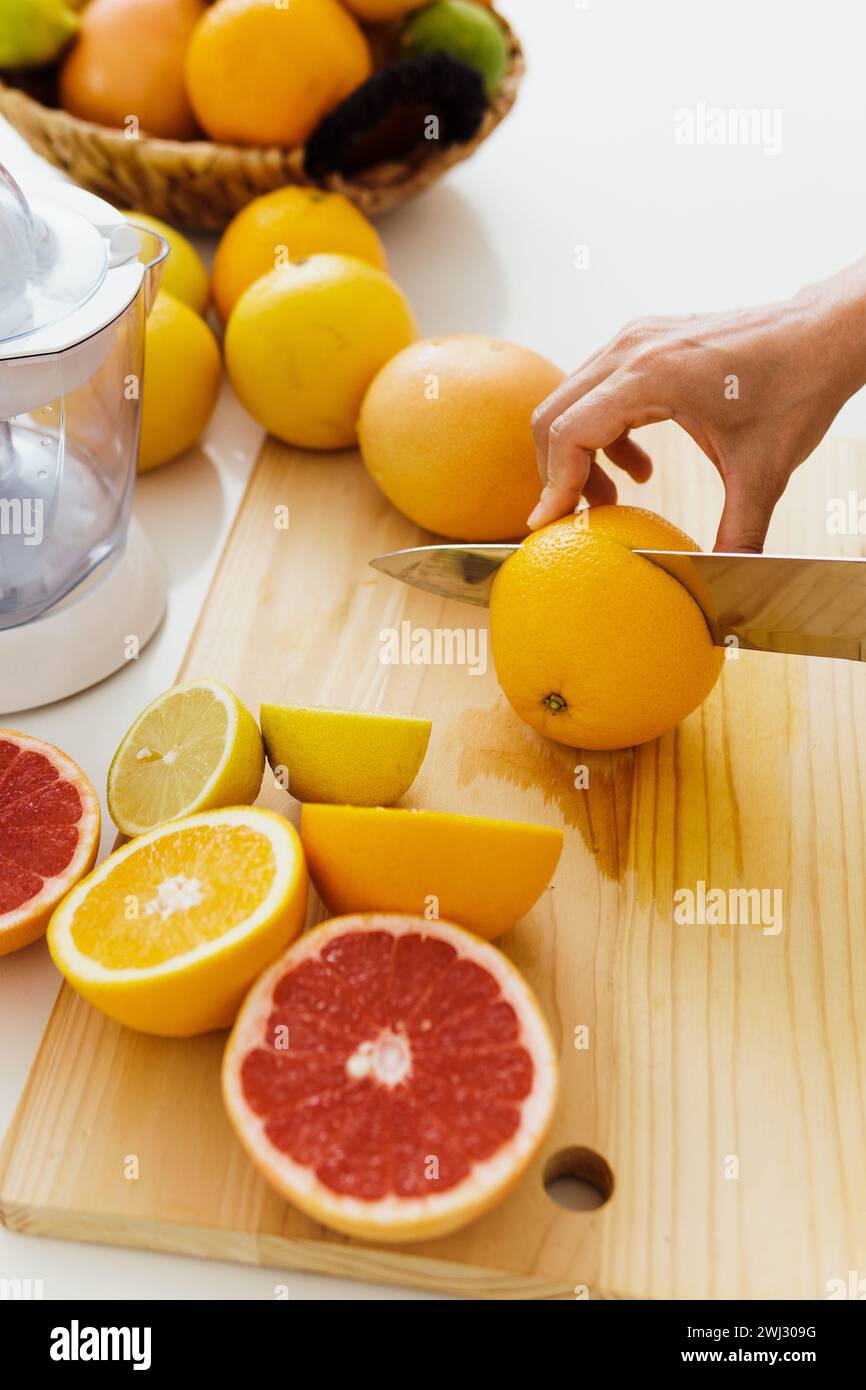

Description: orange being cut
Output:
[490,505,725,750]
[0,730,101,957]
[299,804,563,939]
[223,912,559,1242]
[48,807,307,1035]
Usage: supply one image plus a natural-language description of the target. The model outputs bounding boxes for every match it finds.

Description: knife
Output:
[369,543,866,661]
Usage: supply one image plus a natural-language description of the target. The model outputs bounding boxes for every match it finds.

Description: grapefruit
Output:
[59,0,205,140]
[300,804,562,939]
[0,730,101,956]
[489,505,725,750]
[48,807,308,1036]
[358,335,564,541]
[223,912,559,1242]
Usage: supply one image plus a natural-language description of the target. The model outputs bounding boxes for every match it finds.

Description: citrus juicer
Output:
[0,164,168,714]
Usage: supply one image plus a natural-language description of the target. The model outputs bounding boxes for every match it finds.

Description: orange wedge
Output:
[299,805,562,939]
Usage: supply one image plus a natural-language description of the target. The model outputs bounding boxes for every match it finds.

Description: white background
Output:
[2,0,866,1299]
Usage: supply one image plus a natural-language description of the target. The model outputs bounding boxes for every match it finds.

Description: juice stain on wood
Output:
[447,702,636,879]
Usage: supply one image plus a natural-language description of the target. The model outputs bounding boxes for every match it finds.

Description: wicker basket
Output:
[0,12,523,230]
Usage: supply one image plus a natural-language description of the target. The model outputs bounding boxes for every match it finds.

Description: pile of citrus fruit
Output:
[123,187,420,468]
[6,0,509,149]
[1,678,562,1242]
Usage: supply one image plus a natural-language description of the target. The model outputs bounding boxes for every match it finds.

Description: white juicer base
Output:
[0,518,166,715]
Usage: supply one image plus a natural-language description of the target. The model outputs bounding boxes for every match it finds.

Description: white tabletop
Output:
[2,0,866,1300]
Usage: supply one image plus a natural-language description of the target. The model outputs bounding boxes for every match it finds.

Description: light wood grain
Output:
[3,423,866,1298]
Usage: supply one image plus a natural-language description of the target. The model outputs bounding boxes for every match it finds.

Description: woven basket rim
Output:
[0,10,524,192]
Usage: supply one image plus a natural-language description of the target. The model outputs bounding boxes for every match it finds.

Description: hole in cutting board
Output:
[544,1146,614,1212]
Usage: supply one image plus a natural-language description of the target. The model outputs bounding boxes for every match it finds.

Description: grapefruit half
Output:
[223,913,559,1242]
[0,730,101,956]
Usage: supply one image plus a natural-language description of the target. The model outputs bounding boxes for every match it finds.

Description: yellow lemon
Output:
[107,680,265,836]
[48,807,308,1036]
[260,704,431,805]
[212,187,387,324]
[123,210,209,316]
[225,254,417,450]
[138,291,222,472]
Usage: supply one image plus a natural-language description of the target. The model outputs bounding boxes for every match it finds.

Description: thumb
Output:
[714,472,781,553]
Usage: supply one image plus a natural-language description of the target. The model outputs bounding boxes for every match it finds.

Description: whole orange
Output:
[211,187,387,324]
[358,335,564,541]
[59,0,205,140]
[489,506,724,750]
[185,0,372,147]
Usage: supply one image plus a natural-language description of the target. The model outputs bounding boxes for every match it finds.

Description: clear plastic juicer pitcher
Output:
[0,165,168,711]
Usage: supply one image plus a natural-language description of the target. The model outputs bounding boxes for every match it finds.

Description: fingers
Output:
[582,460,619,506]
[532,354,619,481]
[528,369,668,528]
[603,432,653,483]
[531,318,684,481]
[714,469,784,553]
[527,454,621,530]
[527,443,594,528]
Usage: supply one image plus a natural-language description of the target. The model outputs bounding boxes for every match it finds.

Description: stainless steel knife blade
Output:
[638,550,866,659]
[369,543,866,661]
[369,543,517,606]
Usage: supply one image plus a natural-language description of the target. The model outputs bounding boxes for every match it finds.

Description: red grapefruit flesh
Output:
[0,730,101,956]
[223,913,559,1243]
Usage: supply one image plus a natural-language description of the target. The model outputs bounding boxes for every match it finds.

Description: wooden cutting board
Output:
[3,423,866,1299]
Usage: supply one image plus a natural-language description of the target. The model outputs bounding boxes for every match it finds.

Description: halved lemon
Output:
[260,704,431,806]
[48,807,308,1036]
[107,679,265,836]
[300,805,563,940]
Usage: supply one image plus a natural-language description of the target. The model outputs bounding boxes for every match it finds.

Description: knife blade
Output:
[369,543,866,661]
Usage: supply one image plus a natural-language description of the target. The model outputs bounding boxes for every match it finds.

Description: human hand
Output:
[529,263,866,550]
